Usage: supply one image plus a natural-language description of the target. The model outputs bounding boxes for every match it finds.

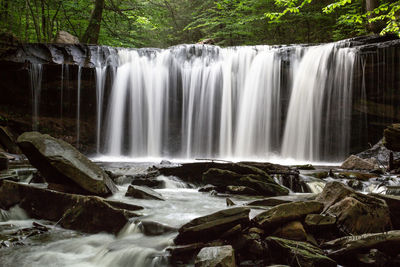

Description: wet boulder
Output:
[0,126,21,154]
[246,194,317,207]
[0,180,141,234]
[370,193,400,229]
[322,230,400,260]
[272,221,307,241]
[316,181,391,235]
[17,132,117,196]
[225,185,258,195]
[125,185,165,201]
[384,124,400,152]
[203,168,289,196]
[195,245,236,267]
[304,214,336,230]
[134,220,177,236]
[174,207,250,245]
[131,178,165,188]
[252,201,323,231]
[168,240,224,265]
[341,155,377,170]
[265,237,336,267]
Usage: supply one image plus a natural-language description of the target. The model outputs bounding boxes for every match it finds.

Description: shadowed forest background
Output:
[0,0,399,47]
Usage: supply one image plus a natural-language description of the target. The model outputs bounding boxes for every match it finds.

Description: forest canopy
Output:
[0,0,399,48]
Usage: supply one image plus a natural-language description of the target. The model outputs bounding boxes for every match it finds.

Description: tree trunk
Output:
[365,0,382,34]
[81,0,105,44]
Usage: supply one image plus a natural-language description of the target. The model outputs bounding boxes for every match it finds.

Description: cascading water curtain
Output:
[29,63,43,131]
[99,43,356,162]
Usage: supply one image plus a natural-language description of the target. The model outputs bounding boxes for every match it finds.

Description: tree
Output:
[266,0,400,37]
[81,0,105,44]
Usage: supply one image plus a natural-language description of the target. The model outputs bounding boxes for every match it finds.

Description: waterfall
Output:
[281,44,356,161]
[60,64,64,120]
[29,63,43,131]
[76,66,82,147]
[98,43,357,162]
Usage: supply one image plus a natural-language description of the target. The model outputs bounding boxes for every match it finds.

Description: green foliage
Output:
[0,0,398,47]
[267,0,400,38]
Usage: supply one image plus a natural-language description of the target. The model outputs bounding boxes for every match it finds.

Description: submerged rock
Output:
[195,245,236,267]
[125,185,165,201]
[17,132,117,196]
[135,220,177,236]
[265,236,336,267]
[316,181,391,235]
[252,201,323,231]
[341,154,377,170]
[0,180,140,234]
[174,207,250,245]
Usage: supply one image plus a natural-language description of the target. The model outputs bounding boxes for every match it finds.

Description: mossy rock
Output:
[266,236,336,267]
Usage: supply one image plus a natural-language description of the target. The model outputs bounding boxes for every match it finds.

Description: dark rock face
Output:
[0,36,399,157]
[384,124,400,152]
[316,181,391,235]
[0,152,8,171]
[125,185,165,200]
[174,207,250,245]
[17,132,117,196]
[0,126,21,154]
[0,180,140,234]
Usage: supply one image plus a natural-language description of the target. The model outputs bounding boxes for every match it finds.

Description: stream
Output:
[0,161,399,267]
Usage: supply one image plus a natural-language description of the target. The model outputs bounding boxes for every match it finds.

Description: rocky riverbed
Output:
[1,131,400,266]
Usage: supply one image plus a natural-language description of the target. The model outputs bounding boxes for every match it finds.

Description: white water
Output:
[0,173,247,267]
[29,63,43,131]
[98,43,356,162]
[76,66,82,147]
[282,44,355,161]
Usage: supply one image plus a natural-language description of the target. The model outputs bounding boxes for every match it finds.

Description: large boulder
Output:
[252,201,323,231]
[322,231,400,261]
[265,237,336,267]
[195,245,236,267]
[0,180,141,234]
[53,31,79,44]
[384,124,400,151]
[175,207,250,245]
[203,168,289,196]
[370,193,400,229]
[316,182,391,234]
[125,185,165,201]
[17,132,117,196]
[272,221,307,241]
[340,155,377,170]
